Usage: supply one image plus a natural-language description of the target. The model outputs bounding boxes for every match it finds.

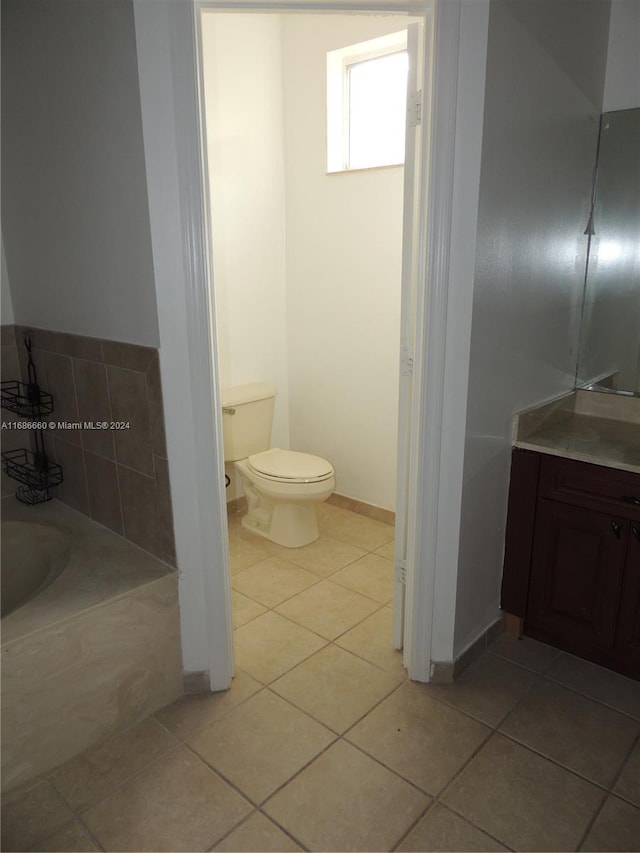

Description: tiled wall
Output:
[1,326,24,499]
[1,325,176,566]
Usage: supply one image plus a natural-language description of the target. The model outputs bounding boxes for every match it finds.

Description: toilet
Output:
[221,383,335,548]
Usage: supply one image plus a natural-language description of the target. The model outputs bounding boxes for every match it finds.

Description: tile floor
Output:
[3,503,640,852]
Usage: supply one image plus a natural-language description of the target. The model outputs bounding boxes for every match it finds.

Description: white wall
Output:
[202,13,290,486]
[1,236,14,325]
[282,14,420,511]
[453,0,611,657]
[603,0,640,110]
[1,0,158,346]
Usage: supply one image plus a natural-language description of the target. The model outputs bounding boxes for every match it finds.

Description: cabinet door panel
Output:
[526,500,627,654]
[614,525,640,672]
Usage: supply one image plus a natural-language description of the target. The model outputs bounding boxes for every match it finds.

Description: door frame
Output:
[134,0,489,688]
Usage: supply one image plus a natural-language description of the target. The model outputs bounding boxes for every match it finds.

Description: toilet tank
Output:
[221,383,276,462]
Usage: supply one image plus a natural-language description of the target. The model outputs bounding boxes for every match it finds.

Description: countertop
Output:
[513,390,640,475]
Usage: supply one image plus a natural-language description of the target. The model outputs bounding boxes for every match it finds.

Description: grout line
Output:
[575,730,640,851]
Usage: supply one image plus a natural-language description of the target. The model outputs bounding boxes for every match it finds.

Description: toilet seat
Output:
[248,448,334,484]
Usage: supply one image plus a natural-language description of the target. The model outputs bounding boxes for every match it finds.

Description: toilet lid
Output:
[248,449,334,482]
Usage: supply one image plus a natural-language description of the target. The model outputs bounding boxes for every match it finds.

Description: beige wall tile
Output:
[118,465,159,556]
[73,359,114,459]
[145,354,167,457]
[56,333,103,363]
[84,450,123,535]
[101,340,155,372]
[108,365,153,476]
[52,437,89,515]
[42,353,81,446]
[153,454,176,566]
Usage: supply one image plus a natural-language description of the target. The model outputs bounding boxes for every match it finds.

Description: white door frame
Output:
[134,0,490,688]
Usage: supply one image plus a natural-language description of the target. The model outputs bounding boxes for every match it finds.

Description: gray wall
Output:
[1,0,159,346]
[453,0,611,655]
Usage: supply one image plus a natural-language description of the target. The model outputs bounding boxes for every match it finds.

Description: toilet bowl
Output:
[221,384,335,548]
[236,449,335,547]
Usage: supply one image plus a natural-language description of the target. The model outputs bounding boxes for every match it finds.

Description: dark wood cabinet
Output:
[502,450,640,680]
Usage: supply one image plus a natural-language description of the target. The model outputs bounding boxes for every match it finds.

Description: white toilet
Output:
[222,383,336,548]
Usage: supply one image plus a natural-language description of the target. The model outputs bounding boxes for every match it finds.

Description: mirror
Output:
[576,107,640,396]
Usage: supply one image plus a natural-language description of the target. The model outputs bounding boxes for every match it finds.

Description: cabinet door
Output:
[526,499,628,655]
[614,523,640,674]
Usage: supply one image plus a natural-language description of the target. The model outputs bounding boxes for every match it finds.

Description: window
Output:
[327,31,409,173]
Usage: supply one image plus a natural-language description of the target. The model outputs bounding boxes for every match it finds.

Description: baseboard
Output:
[327,493,395,526]
[430,615,504,683]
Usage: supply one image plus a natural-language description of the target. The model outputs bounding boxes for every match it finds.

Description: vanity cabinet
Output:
[502,449,640,680]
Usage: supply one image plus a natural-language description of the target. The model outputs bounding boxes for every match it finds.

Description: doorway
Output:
[134,0,483,689]
[198,5,429,678]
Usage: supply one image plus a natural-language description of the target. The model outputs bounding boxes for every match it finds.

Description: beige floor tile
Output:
[374,539,395,560]
[397,802,508,852]
[271,645,401,733]
[82,746,251,852]
[154,669,262,740]
[228,535,271,575]
[275,580,380,640]
[500,679,639,787]
[614,740,640,807]
[442,734,604,851]
[233,611,327,683]
[50,717,179,811]
[231,557,319,608]
[488,634,562,674]
[336,606,407,679]
[329,513,394,551]
[276,534,367,577]
[188,690,335,804]
[317,502,355,530]
[264,740,429,852]
[547,654,640,719]
[426,647,540,728]
[1,781,74,853]
[330,552,394,604]
[346,682,490,795]
[231,590,268,627]
[213,812,301,851]
[32,820,100,852]
[581,795,640,852]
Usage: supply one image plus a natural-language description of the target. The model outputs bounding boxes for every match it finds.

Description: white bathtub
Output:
[1,498,182,792]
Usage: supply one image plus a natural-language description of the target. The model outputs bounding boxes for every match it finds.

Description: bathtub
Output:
[1,498,182,793]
